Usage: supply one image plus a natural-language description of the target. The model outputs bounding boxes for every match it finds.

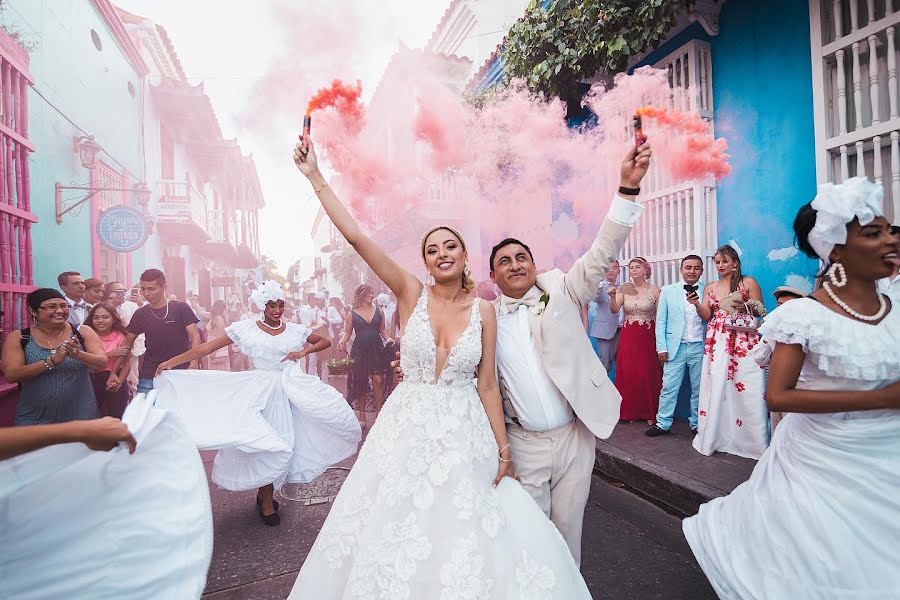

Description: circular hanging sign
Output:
[96,205,149,252]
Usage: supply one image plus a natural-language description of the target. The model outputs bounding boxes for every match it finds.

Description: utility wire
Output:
[28,84,146,184]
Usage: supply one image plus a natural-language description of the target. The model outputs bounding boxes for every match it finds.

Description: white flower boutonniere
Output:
[532,293,550,316]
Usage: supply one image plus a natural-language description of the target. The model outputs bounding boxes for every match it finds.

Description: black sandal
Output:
[256,495,280,525]
[259,507,281,526]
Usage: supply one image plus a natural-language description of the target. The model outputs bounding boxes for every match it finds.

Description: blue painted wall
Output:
[7,0,145,288]
[710,0,820,301]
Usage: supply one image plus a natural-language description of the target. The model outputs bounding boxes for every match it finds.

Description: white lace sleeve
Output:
[285,322,312,347]
[759,298,900,380]
[224,319,254,351]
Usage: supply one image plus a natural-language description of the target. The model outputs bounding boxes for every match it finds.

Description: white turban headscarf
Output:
[808,177,884,262]
[249,280,286,310]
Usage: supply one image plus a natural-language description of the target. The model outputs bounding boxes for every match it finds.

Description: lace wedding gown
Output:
[289,290,591,599]
[153,320,361,490]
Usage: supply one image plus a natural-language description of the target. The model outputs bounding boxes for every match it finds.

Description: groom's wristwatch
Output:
[618,185,640,196]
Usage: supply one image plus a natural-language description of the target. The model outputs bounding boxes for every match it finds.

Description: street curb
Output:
[594,440,725,518]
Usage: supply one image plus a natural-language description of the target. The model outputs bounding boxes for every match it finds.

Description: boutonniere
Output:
[532,293,550,316]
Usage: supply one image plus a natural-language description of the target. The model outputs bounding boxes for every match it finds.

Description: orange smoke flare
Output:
[306,79,365,121]
[636,106,708,134]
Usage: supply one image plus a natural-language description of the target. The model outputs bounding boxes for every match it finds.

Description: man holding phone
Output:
[647,255,705,437]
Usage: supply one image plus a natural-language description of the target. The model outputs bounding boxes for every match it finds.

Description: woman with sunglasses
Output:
[2,288,108,425]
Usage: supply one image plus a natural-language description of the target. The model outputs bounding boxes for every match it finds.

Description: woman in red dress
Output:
[611,257,663,424]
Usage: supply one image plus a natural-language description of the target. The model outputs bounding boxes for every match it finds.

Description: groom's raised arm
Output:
[563,144,651,307]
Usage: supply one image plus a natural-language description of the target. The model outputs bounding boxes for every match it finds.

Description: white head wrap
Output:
[375,293,390,307]
[808,177,884,262]
[248,280,286,310]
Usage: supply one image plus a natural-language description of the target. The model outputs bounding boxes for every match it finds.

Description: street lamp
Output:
[75,136,101,169]
[134,182,151,208]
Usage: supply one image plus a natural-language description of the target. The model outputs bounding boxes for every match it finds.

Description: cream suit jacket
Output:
[494,215,635,440]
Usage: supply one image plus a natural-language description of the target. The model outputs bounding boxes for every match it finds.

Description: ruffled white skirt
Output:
[0,393,213,599]
[153,362,361,490]
[684,409,900,599]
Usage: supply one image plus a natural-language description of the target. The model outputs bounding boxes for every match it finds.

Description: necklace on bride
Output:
[259,318,283,331]
[822,282,887,322]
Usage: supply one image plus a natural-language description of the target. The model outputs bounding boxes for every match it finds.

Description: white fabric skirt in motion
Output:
[0,393,213,599]
[289,381,592,599]
[683,410,900,599]
[153,362,361,491]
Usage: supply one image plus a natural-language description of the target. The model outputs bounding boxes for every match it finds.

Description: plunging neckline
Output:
[422,290,476,384]
[353,308,377,326]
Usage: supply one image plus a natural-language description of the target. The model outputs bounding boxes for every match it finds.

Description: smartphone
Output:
[633,114,645,149]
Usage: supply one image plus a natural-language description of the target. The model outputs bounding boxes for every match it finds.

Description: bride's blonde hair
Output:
[421,225,475,293]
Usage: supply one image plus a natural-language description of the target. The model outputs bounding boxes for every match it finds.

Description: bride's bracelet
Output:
[497,442,510,456]
[499,456,513,463]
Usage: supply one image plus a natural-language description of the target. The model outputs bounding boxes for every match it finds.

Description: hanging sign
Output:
[96,206,148,252]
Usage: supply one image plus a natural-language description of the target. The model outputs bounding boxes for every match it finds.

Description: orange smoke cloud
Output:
[306,79,365,120]
[636,106,709,134]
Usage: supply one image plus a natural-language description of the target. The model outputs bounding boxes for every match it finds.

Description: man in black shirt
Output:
[112,269,200,395]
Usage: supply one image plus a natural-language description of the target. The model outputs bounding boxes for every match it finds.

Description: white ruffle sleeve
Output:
[758,298,900,381]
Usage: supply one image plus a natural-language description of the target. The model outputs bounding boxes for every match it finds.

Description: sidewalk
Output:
[594,420,756,517]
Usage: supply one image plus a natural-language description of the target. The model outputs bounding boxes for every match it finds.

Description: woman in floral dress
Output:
[692,245,770,459]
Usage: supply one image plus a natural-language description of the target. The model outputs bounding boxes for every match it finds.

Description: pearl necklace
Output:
[259,318,284,330]
[822,283,887,322]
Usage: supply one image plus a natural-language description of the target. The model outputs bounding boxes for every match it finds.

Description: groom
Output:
[393,145,650,564]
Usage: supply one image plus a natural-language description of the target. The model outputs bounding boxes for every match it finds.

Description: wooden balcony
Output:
[155,180,210,244]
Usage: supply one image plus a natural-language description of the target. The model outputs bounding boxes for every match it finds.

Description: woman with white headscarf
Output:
[683,178,900,598]
[152,281,362,526]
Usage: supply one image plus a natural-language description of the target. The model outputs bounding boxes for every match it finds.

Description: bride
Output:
[288,135,591,597]
[153,281,361,526]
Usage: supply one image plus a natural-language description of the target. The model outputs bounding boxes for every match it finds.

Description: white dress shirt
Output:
[327,306,343,326]
[680,280,704,342]
[65,296,90,328]
[496,304,574,431]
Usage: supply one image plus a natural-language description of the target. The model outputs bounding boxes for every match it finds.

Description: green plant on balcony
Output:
[502,0,694,110]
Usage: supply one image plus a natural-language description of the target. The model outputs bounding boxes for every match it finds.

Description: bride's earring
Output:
[827,262,848,288]
[464,263,471,277]
[424,268,434,286]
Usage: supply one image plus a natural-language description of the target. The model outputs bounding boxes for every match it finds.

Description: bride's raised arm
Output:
[293,135,422,312]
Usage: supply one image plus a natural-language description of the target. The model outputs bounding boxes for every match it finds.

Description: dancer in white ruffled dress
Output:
[1,395,214,599]
[287,135,592,598]
[683,177,900,599]
[154,281,361,526]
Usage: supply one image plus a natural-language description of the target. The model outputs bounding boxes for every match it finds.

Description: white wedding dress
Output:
[683,298,900,599]
[289,290,591,599]
[0,393,213,599]
[153,319,361,490]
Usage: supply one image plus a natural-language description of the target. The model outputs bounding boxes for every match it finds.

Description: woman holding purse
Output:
[692,244,770,459]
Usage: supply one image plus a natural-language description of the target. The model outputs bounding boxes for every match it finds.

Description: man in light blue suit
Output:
[646,255,705,437]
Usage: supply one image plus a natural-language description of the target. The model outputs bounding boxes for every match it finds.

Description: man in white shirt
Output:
[488,144,650,565]
[647,255,705,437]
[58,271,90,328]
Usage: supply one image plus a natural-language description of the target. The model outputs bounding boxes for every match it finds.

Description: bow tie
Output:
[502,288,541,314]
[72,302,86,309]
